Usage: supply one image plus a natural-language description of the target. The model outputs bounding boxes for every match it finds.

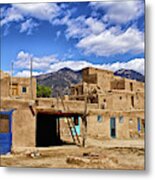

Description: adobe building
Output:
[0,67,145,151]
[0,70,36,99]
[69,67,144,140]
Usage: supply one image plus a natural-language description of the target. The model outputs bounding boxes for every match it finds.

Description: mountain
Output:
[36,68,144,97]
[36,68,82,97]
[114,69,145,82]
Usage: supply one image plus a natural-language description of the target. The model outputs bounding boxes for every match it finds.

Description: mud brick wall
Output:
[1,99,36,148]
[0,77,10,97]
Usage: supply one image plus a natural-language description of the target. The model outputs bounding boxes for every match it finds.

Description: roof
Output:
[36,107,84,116]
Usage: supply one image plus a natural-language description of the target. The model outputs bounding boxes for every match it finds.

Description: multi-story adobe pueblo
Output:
[0,67,144,151]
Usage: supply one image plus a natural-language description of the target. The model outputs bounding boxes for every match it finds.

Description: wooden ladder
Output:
[58,92,81,146]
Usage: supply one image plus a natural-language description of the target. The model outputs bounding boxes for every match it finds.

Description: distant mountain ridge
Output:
[114,69,145,82]
[36,68,82,97]
[36,68,144,97]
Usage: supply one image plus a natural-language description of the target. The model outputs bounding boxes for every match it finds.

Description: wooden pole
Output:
[30,57,33,99]
[10,61,14,97]
[82,95,88,147]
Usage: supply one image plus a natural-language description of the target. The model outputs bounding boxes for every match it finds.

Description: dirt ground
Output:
[0,138,145,170]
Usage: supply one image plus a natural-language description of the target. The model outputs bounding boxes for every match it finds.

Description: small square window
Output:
[22,87,27,93]
[119,116,124,123]
[97,115,103,123]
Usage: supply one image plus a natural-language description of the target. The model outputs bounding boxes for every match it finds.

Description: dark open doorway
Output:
[36,113,61,147]
[110,117,116,138]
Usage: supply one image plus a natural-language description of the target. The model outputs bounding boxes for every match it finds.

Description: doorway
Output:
[36,113,60,147]
[12,83,18,96]
[110,117,116,138]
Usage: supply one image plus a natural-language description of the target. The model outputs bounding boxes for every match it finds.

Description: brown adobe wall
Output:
[134,92,144,109]
[86,111,144,140]
[0,77,10,97]
[98,94,113,110]
[110,79,125,90]
[125,79,144,92]
[12,108,36,148]
[1,99,36,148]
[112,93,132,111]
[11,77,36,99]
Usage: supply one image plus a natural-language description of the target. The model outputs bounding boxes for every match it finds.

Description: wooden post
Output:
[10,61,14,97]
[82,117,87,147]
[82,95,88,147]
[30,57,33,99]
[56,117,61,144]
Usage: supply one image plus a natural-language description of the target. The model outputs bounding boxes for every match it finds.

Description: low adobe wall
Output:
[1,98,36,148]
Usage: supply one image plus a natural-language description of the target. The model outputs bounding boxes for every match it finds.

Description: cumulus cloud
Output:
[1,6,24,26]
[52,2,144,57]
[77,27,144,56]
[90,1,144,24]
[53,15,105,39]
[13,3,61,22]
[48,58,144,75]
[1,3,61,34]
[99,58,144,75]
[13,51,144,77]
[1,2,144,58]
[14,51,59,71]
[15,70,43,77]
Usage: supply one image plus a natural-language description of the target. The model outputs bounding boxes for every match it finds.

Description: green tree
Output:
[37,84,52,97]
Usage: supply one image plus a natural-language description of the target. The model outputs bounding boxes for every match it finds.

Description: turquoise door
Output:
[72,116,80,136]
[110,117,116,138]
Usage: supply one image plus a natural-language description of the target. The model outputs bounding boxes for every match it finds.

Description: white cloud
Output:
[52,5,144,57]
[14,51,59,71]
[1,3,61,32]
[77,27,144,56]
[20,19,39,35]
[53,15,105,39]
[47,58,144,75]
[99,58,145,75]
[85,17,105,35]
[1,6,24,26]
[48,60,92,72]
[90,1,144,24]
[13,3,61,22]
[15,70,43,77]
[13,51,144,76]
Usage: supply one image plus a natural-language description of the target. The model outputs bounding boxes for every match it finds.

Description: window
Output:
[101,99,107,109]
[0,114,9,133]
[137,117,141,132]
[129,119,133,123]
[130,82,133,91]
[97,115,103,122]
[119,116,124,123]
[22,87,27,93]
[131,96,134,107]
[119,96,122,100]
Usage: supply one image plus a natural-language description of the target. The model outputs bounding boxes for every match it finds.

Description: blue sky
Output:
[0,0,145,77]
